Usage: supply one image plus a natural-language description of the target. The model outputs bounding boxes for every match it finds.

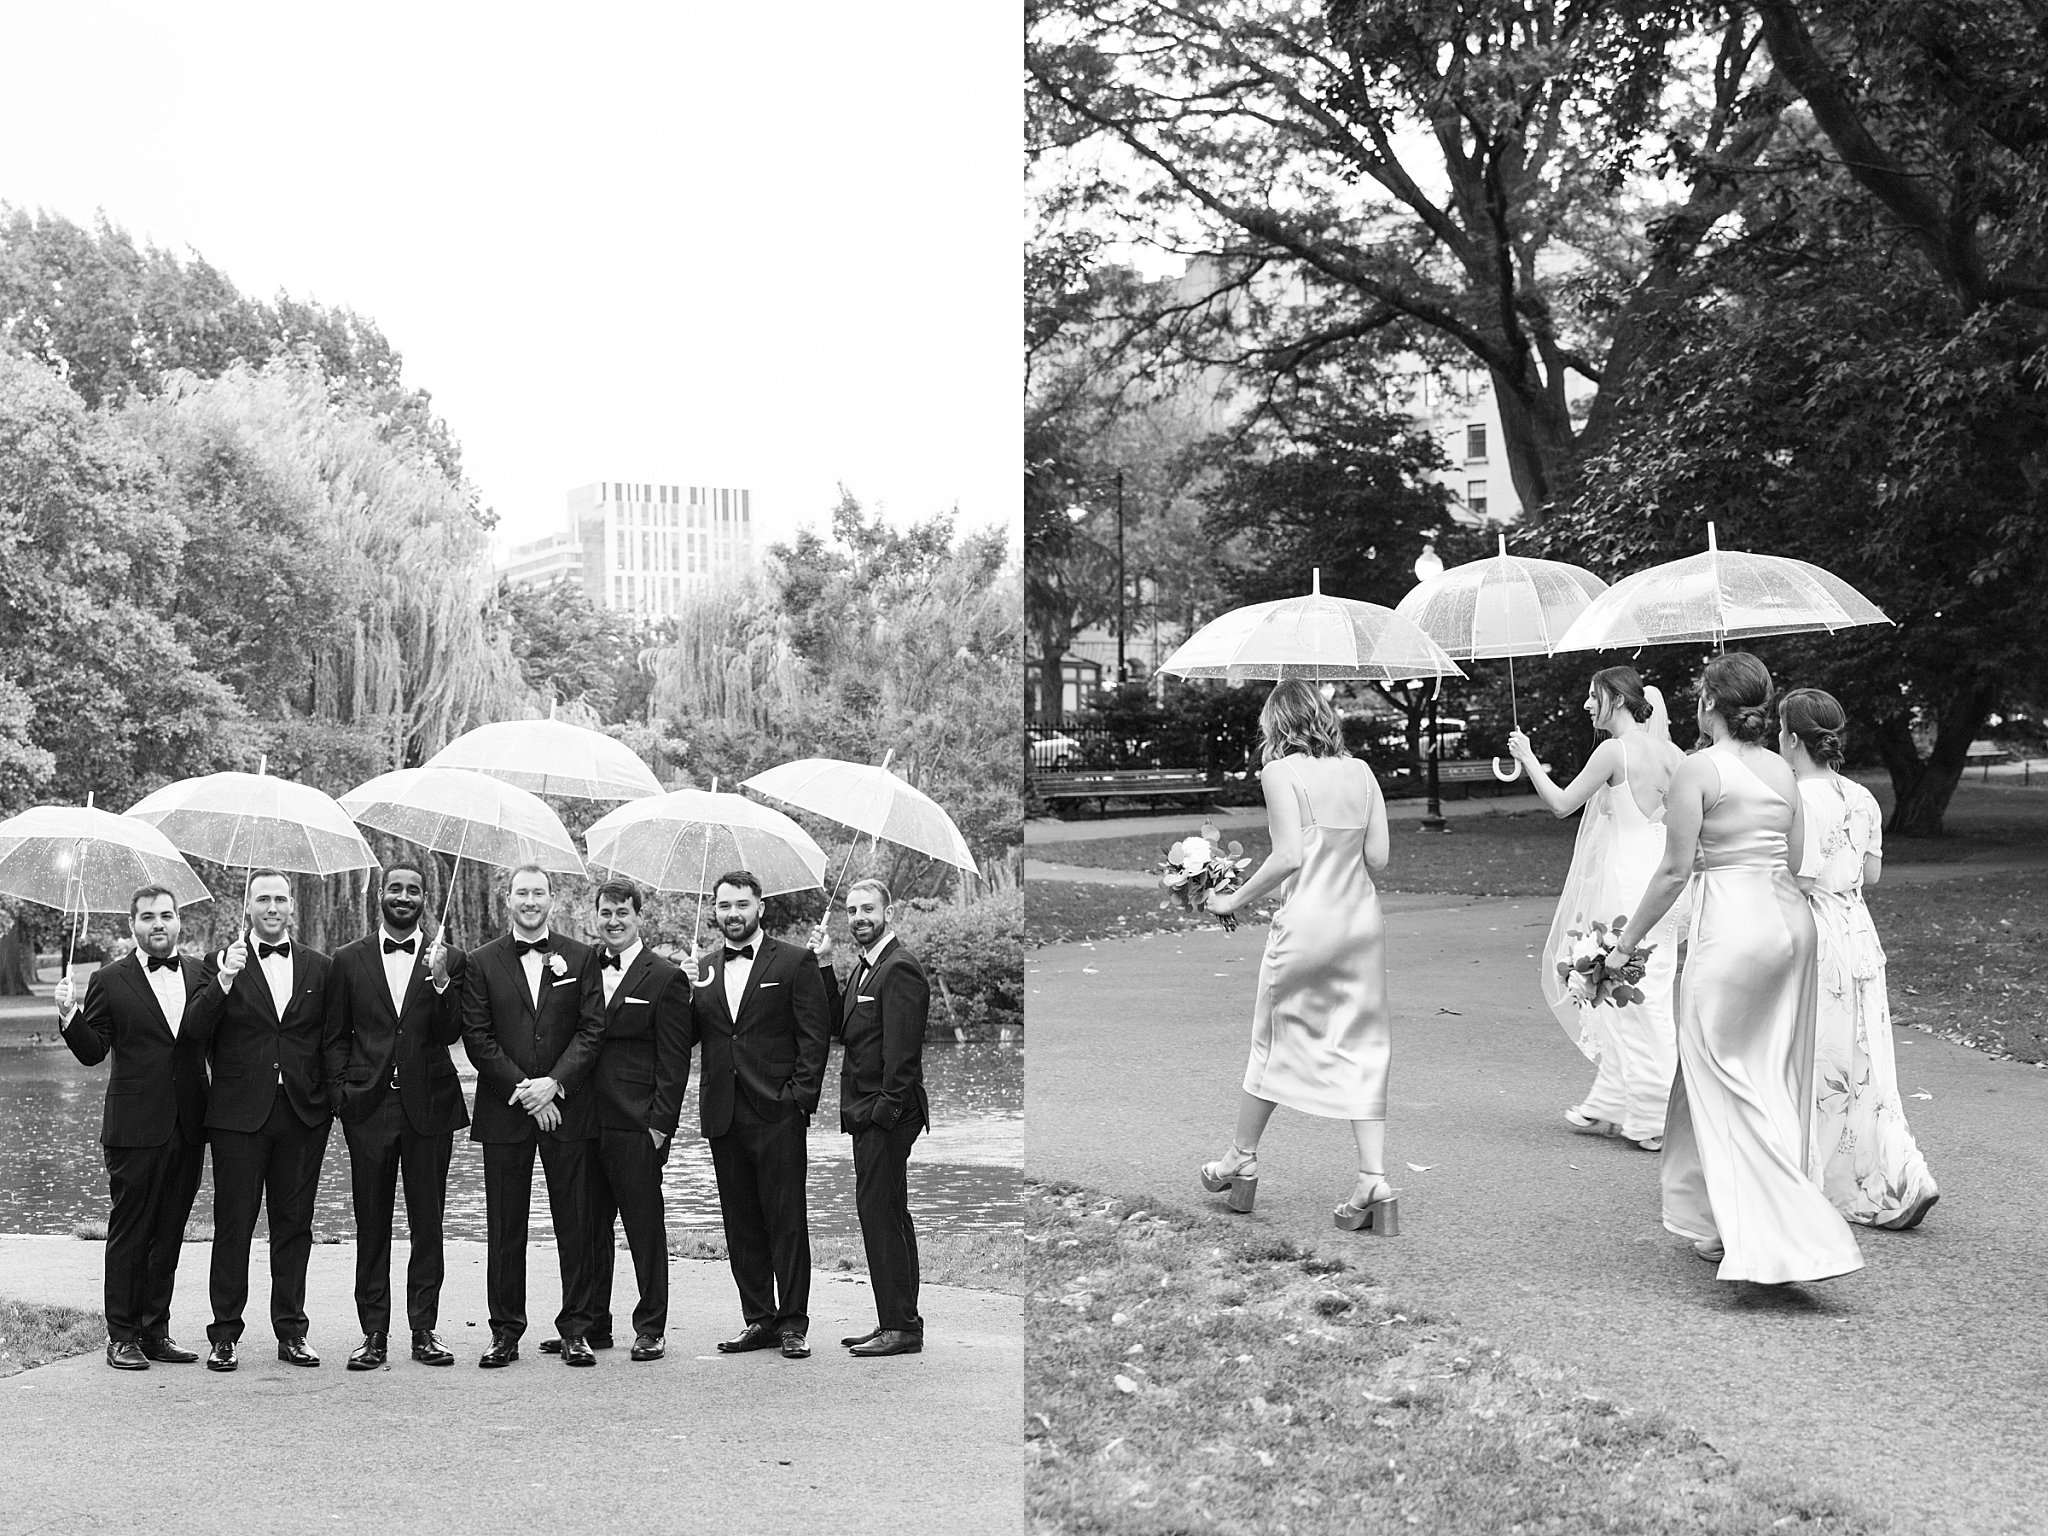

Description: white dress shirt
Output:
[518,939,546,1009]
[256,940,294,1022]
[141,954,185,1036]
[722,935,758,1017]
[601,940,641,1005]
[380,929,421,1016]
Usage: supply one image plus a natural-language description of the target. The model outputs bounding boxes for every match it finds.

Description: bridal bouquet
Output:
[1556,916,1657,1009]
[1158,826,1254,932]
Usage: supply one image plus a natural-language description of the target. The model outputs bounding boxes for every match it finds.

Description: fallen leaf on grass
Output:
[1406,1162,1434,1172]
[1435,1007,1463,1016]
[1081,966,1100,975]
[1909,1092,1933,1100]
[1113,1374,1138,1394]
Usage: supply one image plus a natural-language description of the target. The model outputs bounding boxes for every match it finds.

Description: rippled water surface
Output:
[0,1041,1022,1242]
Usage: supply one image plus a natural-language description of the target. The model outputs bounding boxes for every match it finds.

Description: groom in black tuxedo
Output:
[185,869,335,1372]
[817,879,931,1357]
[322,865,467,1369]
[460,862,607,1367]
[690,870,830,1359]
[54,885,211,1370]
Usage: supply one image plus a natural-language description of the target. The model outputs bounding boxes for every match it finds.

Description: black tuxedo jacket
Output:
[820,935,931,1134]
[59,951,212,1148]
[322,933,470,1136]
[185,940,335,1133]
[590,947,692,1138]
[688,933,830,1139]
[459,931,606,1144]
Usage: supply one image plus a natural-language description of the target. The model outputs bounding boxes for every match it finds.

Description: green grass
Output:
[0,1300,104,1377]
[1867,874,2048,1065]
[1025,1182,1880,1536]
[669,1227,1023,1296]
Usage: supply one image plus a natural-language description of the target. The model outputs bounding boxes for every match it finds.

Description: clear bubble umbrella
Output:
[1394,534,1609,780]
[585,783,828,975]
[1554,523,1892,653]
[0,797,212,974]
[339,766,585,939]
[743,751,977,912]
[1160,569,1465,684]
[426,718,663,801]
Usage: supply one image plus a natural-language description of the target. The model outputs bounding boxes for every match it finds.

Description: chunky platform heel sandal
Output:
[1199,1145,1259,1214]
[1333,1171,1400,1235]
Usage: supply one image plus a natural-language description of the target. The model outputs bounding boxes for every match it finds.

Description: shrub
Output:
[892,889,1023,1037]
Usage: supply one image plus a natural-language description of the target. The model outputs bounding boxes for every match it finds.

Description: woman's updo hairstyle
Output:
[1779,687,1848,767]
[1590,666,1653,723]
[1260,679,1349,764]
[1698,652,1773,745]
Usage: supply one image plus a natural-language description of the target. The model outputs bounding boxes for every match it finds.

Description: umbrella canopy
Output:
[1393,535,1608,660]
[1554,523,1891,653]
[0,803,212,912]
[426,719,663,801]
[126,770,376,876]
[1161,570,1465,683]
[338,767,584,876]
[742,758,977,874]
[584,789,827,898]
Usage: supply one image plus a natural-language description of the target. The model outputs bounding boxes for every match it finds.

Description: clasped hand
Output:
[512,1076,559,1114]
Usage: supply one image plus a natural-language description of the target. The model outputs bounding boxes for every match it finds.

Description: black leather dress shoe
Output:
[106,1340,149,1371]
[478,1331,519,1368]
[716,1322,780,1354]
[347,1333,388,1370]
[779,1331,810,1359]
[848,1330,924,1358]
[277,1335,321,1367]
[841,1326,883,1349]
[138,1335,197,1364]
[539,1334,612,1354]
[411,1329,454,1366]
[630,1333,665,1361]
[205,1341,237,1372]
[560,1335,597,1367]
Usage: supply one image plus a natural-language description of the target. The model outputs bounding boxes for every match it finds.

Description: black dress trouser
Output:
[101,1129,206,1343]
[482,1134,599,1340]
[852,1117,923,1334]
[207,1090,331,1344]
[590,1126,672,1341]
[342,1095,454,1334]
[708,1090,811,1335]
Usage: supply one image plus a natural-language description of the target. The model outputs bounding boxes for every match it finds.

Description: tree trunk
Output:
[1872,681,1998,836]
[1035,642,1068,724]
[0,925,39,996]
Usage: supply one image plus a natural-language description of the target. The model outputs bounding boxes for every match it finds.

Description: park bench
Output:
[1384,759,1548,802]
[1965,741,2008,781]
[1031,768,1221,818]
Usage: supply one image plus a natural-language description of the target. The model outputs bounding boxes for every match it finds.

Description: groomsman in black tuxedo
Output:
[569,879,691,1363]
[691,870,831,1360]
[54,886,211,1370]
[322,865,466,1369]
[460,862,607,1367]
[815,879,930,1357]
[184,870,335,1372]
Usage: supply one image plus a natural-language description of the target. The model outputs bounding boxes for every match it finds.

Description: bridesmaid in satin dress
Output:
[1780,688,1940,1229]
[1508,666,1683,1152]
[1606,653,1862,1284]
[1198,681,1399,1235]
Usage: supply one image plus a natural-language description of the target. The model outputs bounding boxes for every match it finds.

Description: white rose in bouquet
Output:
[1178,835,1213,868]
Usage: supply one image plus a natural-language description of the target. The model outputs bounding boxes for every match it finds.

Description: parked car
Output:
[1030,732,1082,770]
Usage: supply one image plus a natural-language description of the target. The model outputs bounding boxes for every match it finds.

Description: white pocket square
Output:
[622,997,649,1005]
[759,981,781,989]
[549,977,577,988]
[857,995,877,1004]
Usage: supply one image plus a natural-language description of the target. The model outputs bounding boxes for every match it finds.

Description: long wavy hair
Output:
[1259,679,1349,764]
[1698,652,1773,746]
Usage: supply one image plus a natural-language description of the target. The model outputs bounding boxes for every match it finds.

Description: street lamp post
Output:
[1413,541,1447,833]
[1114,469,1127,686]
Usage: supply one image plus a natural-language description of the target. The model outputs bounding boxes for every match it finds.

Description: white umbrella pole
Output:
[689,776,718,977]
[1493,655,1525,782]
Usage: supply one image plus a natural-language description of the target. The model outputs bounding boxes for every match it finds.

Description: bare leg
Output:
[1233,1092,1279,1152]
[1349,1119,1385,1176]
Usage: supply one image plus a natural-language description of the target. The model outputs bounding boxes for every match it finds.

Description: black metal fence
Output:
[1027,721,1230,775]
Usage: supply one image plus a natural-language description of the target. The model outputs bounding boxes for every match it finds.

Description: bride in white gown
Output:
[1508,667,1683,1150]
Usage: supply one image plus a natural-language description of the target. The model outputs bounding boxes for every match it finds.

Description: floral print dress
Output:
[1798,775,1939,1226]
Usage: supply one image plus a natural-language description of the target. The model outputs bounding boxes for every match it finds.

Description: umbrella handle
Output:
[1492,757,1524,782]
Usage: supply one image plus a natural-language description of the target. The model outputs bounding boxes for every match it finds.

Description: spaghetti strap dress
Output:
[1241,755,1391,1121]
[1660,749,1863,1283]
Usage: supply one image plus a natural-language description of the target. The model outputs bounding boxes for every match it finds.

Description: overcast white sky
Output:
[1,2,1018,557]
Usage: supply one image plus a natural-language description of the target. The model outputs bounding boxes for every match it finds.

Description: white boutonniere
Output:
[547,953,567,977]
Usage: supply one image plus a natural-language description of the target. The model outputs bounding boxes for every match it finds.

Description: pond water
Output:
[0,1039,1022,1243]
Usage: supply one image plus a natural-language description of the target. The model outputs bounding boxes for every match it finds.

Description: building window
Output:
[1467,479,1488,518]
[1466,425,1486,461]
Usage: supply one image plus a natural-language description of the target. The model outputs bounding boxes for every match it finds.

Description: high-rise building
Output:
[497,480,755,616]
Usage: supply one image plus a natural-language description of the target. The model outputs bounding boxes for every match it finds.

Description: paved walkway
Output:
[1026,789,1530,845]
[1027,906,2048,1536]
[0,1237,1020,1535]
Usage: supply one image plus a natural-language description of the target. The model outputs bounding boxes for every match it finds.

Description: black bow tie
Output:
[514,937,551,956]
[383,936,417,955]
[600,951,623,970]
[145,954,179,973]
[724,944,755,963]
[257,941,291,960]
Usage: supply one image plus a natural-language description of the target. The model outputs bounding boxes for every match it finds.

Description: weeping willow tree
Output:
[650,571,808,746]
